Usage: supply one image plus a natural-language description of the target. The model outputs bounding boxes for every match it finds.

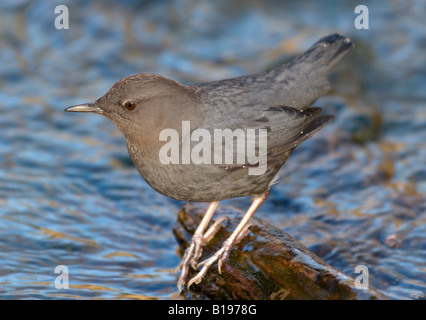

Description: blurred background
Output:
[0,0,424,299]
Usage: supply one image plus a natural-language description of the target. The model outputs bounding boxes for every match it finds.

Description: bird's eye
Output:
[123,101,136,110]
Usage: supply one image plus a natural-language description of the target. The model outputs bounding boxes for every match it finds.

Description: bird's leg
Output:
[177,201,219,291]
[187,190,269,289]
[192,215,228,266]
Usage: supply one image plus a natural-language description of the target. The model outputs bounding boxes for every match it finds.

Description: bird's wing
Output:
[193,104,333,172]
[257,106,333,167]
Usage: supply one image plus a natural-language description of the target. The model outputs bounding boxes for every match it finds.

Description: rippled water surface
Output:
[0,0,425,299]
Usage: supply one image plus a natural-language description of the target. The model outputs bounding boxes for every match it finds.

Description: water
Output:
[0,0,425,299]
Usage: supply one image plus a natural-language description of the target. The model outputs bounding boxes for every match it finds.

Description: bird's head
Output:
[65,73,199,144]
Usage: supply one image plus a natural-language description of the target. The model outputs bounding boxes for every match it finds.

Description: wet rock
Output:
[174,204,388,300]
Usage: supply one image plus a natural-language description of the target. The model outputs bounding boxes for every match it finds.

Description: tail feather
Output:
[263,34,353,109]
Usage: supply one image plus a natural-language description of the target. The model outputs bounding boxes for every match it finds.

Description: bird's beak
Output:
[65,102,103,114]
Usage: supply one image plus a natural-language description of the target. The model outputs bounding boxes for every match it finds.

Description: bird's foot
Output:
[177,216,227,291]
[187,238,233,289]
[187,222,253,289]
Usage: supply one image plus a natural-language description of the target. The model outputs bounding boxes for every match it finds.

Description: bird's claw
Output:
[186,221,254,288]
[177,217,228,291]
[187,238,233,289]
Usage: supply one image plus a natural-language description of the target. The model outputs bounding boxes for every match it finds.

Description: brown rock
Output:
[174,204,388,300]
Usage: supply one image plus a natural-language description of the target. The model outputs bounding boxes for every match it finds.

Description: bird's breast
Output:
[124,135,272,202]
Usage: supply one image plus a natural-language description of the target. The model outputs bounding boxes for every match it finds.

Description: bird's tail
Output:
[264,33,353,109]
[293,34,353,72]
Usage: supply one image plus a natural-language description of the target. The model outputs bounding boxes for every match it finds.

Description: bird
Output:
[65,33,353,291]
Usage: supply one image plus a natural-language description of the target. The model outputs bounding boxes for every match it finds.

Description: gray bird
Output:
[66,33,353,290]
